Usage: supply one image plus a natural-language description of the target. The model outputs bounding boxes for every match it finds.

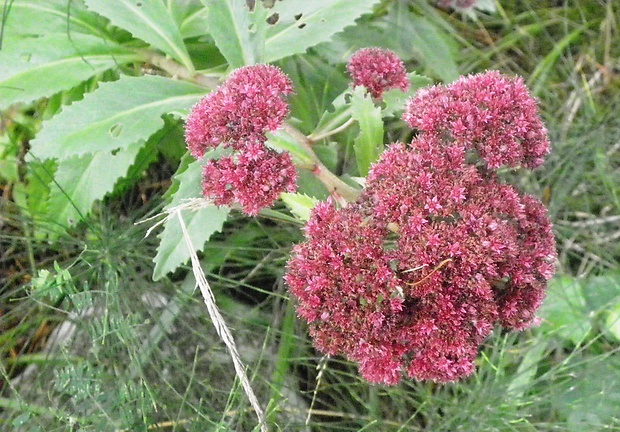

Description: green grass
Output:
[2,1,620,431]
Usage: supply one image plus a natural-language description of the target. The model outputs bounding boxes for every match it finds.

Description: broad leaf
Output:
[350,87,383,176]
[539,276,592,344]
[264,0,380,63]
[153,158,229,281]
[202,0,268,68]
[46,141,144,227]
[29,75,206,161]
[0,0,109,40]
[83,0,193,70]
[583,271,620,312]
[0,34,139,110]
[555,357,620,431]
[168,0,210,39]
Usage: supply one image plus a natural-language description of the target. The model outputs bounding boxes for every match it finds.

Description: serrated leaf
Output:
[350,87,383,176]
[0,34,139,110]
[153,159,229,281]
[29,75,206,161]
[539,275,592,344]
[83,0,193,70]
[281,193,318,222]
[202,0,268,68]
[47,141,144,227]
[265,0,381,62]
[1,0,108,40]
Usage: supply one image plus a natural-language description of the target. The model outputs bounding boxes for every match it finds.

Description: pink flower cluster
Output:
[202,143,297,216]
[185,64,297,215]
[285,71,556,385]
[346,48,409,99]
[403,71,550,169]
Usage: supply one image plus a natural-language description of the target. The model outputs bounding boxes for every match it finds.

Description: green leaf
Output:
[12,160,55,236]
[264,0,381,62]
[555,357,620,431]
[381,4,459,82]
[266,130,314,167]
[153,159,229,281]
[350,86,383,176]
[506,340,548,399]
[29,75,206,161]
[381,72,433,117]
[583,271,620,313]
[83,0,193,70]
[171,1,209,39]
[281,193,319,222]
[0,34,139,110]
[296,170,329,201]
[1,0,109,39]
[539,275,592,344]
[605,301,620,342]
[46,140,144,227]
[202,0,268,68]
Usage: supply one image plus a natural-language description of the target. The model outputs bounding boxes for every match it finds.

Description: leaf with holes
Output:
[0,34,140,110]
[83,0,193,70]
[202,0,269,68]
[264,0,381,63]
[153,158,229,281]
[29,75,206,161]
[46,141,144,227]
[350,86,383,177]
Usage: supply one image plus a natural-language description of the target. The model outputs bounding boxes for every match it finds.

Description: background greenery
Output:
[1,0,619,430]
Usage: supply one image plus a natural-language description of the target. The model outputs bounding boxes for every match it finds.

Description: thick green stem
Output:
[139,50,220,89]
[281,124,361,202]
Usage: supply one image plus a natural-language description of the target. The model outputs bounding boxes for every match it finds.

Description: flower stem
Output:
[308,117,356,143]
[139,50,220,89]
[281,123,361,202]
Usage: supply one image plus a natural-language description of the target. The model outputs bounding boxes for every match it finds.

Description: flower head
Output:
[202,143,297,216]
[184,64,297,215]
[286,142,556,384]
[185,64,293,159]
[403,71,550,169]
[347,47,409,99]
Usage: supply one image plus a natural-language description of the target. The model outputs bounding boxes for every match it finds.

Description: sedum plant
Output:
[1,0,557,427]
